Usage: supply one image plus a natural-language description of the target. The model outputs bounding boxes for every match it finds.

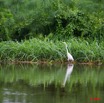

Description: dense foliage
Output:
[0,0,104,41]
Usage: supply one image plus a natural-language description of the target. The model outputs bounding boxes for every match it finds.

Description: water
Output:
[0,64,104,103]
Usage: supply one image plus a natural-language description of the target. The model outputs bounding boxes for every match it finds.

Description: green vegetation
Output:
[0,38,104,62]
[0,0,104,40]
[0,0,104,62]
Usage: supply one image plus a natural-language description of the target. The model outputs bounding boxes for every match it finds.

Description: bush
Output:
[0,8,15,41]
[0,0,103,41]
[54,13,104,40]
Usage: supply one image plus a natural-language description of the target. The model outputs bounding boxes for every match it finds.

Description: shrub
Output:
[0,8,15,41]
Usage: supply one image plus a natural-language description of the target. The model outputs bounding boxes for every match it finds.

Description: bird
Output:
[63,42,74,62]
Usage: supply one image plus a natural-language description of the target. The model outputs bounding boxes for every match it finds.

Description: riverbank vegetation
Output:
[0,38,104,63]
[0,0,104,63]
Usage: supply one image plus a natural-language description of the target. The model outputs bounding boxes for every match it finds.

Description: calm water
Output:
[0,64,104,103]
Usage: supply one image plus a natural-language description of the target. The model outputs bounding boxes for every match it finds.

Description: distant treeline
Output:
[0,0,104,41]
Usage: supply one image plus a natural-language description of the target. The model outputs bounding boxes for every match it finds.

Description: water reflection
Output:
[0,64,104,103]
[62,64,74,87]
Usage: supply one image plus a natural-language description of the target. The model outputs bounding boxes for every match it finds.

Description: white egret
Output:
[63,42,74,62]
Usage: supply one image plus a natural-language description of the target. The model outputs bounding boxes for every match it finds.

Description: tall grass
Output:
[0,38,104,62]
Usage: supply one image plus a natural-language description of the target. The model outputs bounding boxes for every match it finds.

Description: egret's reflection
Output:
[62,64,74,87]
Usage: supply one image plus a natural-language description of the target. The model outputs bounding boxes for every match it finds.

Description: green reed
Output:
[0,38,104,62]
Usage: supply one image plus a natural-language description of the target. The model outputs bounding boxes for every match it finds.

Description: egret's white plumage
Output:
[63,42,74,61]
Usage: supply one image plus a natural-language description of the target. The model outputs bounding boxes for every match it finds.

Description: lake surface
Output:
[0,64,104,103]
